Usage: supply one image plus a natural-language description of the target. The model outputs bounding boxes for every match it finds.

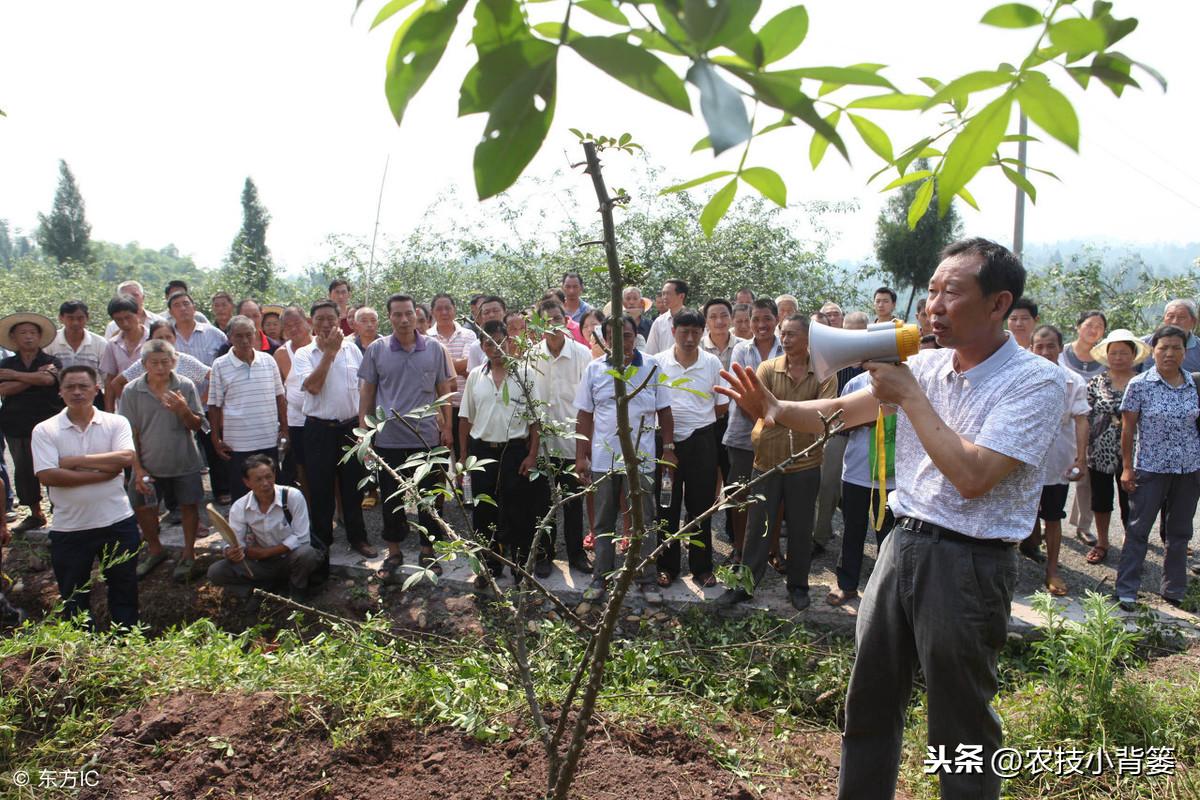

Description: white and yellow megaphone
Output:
[809,319,922,382]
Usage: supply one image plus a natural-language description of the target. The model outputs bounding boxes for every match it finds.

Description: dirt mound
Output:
[84,691,839,799]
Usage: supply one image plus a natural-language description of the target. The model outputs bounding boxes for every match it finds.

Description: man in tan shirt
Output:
[715,314,836,610]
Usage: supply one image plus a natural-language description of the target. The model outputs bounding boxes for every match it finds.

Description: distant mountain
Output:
[1021,240,1200,275]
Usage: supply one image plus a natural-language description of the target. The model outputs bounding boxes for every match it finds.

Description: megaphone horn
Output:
[809,320,921,382]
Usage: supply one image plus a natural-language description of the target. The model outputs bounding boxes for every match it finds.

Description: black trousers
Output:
[278,424,307,489]
[5,435,40,510]
[48,515,140,629]
[377,446,441,548]
[303,418,367,548]
[541,456,585,563]
[835,481,894,592]
[228,447,278,504]
[713,415,733,538]
[469,437,544,573]
[657,423,718,578]
[198,429,230,498]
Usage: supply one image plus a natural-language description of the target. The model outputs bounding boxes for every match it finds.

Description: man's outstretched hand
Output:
[716,363,778,428]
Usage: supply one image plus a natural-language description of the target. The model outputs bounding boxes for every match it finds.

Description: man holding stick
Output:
[717,239,1065,799]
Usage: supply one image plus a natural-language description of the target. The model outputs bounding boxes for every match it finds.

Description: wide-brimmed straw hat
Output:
[0,312,56,349]
[261,304,285,318]
[1091,328,1152,367]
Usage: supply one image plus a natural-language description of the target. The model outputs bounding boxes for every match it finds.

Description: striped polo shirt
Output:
[209,349,284,451]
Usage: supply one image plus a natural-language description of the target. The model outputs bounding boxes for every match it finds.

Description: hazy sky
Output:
[1,0,1196,274]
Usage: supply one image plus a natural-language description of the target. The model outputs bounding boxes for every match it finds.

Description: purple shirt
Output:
[358,332,453,449]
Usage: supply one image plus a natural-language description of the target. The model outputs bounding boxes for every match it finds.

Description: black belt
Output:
[470,437,527,450]
[305,416,355,427]
[678,421,717,443]
[896,516,1014,550]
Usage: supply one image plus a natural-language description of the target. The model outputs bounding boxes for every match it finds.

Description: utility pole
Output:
[365,155,390,304]
[1012,113,1028,261]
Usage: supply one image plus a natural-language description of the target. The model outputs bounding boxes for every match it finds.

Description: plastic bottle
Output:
[659,470,674,510]
[141,475,157,506]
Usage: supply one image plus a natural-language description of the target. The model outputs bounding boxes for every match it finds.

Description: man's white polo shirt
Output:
[655,347,728,441]
[32,409,135,532]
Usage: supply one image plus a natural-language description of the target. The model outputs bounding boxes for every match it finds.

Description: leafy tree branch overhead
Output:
[358,0,1163,234]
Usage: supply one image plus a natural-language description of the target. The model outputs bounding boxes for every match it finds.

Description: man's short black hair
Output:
[938,237,1025,316]
[665,279,689,298]
[751,297,778,317]
[916,297,927,314]
[783,313,811,332]
[431,292,456,309]
[211,291,233,304]
[702,298,733,318]
[537,298,564,316]
[479,295,507,312]
[149,319,172,337]
[59,300,89,317]
[237,298,260,315]
[561,271,583,286]
[107,295,139,318]
[1010,297,1039,319]
[386,293,416,314]
[1032,324,1063,348]
[60,364,99,384]
[544,288,566,303]
[673,310,705,330]
[482,319,507,339]
[328,278,350,294]
[874,286,898,303]
[310,300,339,318]
[736,287,755,299]
[242,453,276,477]
[468,293,485,306]
[165,279,189,297]
[166,291,192,311]
[1152,325,1189,348]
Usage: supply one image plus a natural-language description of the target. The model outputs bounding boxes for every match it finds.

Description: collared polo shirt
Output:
[700,332,745,370]
[291,339,362,422]
[118,373,204,476]
[565,299,592,324]
[104,309,165,339]
[461,363,535,443]
[32,408,135,531]
[209,349,285,451]
[100,327,149,382]
[430,323,478,407]
[1120,366,1200,473]
[887,334,1065,542]
[228,485,310,550]
[0,351,64,437]
[358,332,453,449]
[655,348,727,441]
[531,338,592,458]
[46,328,108,372]
[574,350,669,474]
[722,336,784,450]
[1043,366,1090,486]
[172,322,227,367]
[751,355,835,473]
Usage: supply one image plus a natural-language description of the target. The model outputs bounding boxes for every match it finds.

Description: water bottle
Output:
[659,470,674,510]
[141,475,157,506]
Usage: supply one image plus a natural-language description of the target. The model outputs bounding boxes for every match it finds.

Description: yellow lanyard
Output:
[869,407,888,531]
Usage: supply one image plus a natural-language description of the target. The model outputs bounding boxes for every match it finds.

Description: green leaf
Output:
[472,56,558,199]
[576,0,629,26]
[700,178,738,237]
[630,27,680,54]
[1002,164,1037,203]
[775,66,895,91]
[1048,18,1106,58]
[846,93,929,110]
[1131,59,1167,92]
[460,39,556,116]
[385,0,469,127]
[739,166,787,207]
[679,0,761,50]
[956,186,980,211]
[756,116,794,136]
[371,0,421,30]
[923,70,1013,108]
[980,3,1043,28]
[660,171,735,194]
[937,91,1013,215]
[1016,80,1079,150]
[808,110,839,169]
[686,61,751,155]
[907,178,934,229]
[532,21,579,42]
[731,69,847,160]
[757,6,808,64]
[848,113,894,162]
[569,37,691,113]
[881,170,932,191]
[691,135,711,153]
[471,0,527,53]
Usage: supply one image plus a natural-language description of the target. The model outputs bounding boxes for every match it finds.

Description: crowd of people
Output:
[0,264,1196,631]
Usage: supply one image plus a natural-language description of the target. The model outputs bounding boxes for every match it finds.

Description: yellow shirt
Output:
[751,355,836,473]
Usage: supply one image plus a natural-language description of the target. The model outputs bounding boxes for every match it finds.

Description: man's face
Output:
[925,255,1004,348]
[622,290,643,318]
[1007,308,1036,342]
[735,290,754,306]
[312,307,339,337]
[1030,331,1062,363]
[750,308,778,342]
[479,301,505,324]
[122,285,145,310]
[620,320,638,359]
[414,307,429,332]
[506,314,526,341]
[60,371,99,408]
[732,309,752,339]
[706,304,732,336]
[543,308,566,346]
[240,302,263,332]
[262,314,282,341]
[661,282,684,310]
[483,331,506,363]
[916,302,931,334]
[776,298,797,320]
[143,351,175,380]
[169,295,196,324]
[330,283,351,309]
[389,300,417,337]
[229,325,257,353]
[282,310,308,341]
[433,298,456,325]
[562,276,583,301]
[212,296,234,321]
[244,464,276,498]
[820,305,843,328]
[673,324,702,355]
[780,319,809,359]
[151,326,177,345]
[873,292,895,318]
[355,310,379,339]
[1163,303,1196,334]
[111,311,139,335]
[59,310,88,335]
[11,322,41,351]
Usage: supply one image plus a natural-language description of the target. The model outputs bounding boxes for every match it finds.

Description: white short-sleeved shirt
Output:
[430,323,478,407]
[531,338,593,459]
[228,485,310,550]
[645,311,676,355]
[32,409,135,532]
[466,340,487,372]
[461,364,535,444]
[208,350,284,451]
[46,329,108,372]
[291,340,362,422]
[574,351,670,473]
[654,348,728,441]
[886,334,1066,542]
[1042,366,1090,486]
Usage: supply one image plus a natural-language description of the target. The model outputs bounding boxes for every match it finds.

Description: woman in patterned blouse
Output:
[1084,329,1150,564]
[1116,325,1200,611]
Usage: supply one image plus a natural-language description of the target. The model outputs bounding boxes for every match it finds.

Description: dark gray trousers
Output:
[838,526,1017,800]
[742,466,820,592]
[207,544,323,596]
[1116,469,1200,601]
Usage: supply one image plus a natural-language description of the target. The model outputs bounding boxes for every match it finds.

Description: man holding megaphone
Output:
[717,238,1066,800]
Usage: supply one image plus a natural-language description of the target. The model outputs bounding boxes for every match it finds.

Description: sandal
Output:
[1075,529,1098,547]
[826,588,858,607]
[137,550,169,579]
[418,552,443,576]
[768,552,787,574]
[172,558,196,583]
[693,572,717,588]
[656,571,674,588]
[1046,575,1069,597]
[377,553,405,579]
[583,531,595,551]
[1085,545,1108,564]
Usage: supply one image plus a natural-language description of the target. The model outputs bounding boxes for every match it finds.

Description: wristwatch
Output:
[662,443,676,451]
